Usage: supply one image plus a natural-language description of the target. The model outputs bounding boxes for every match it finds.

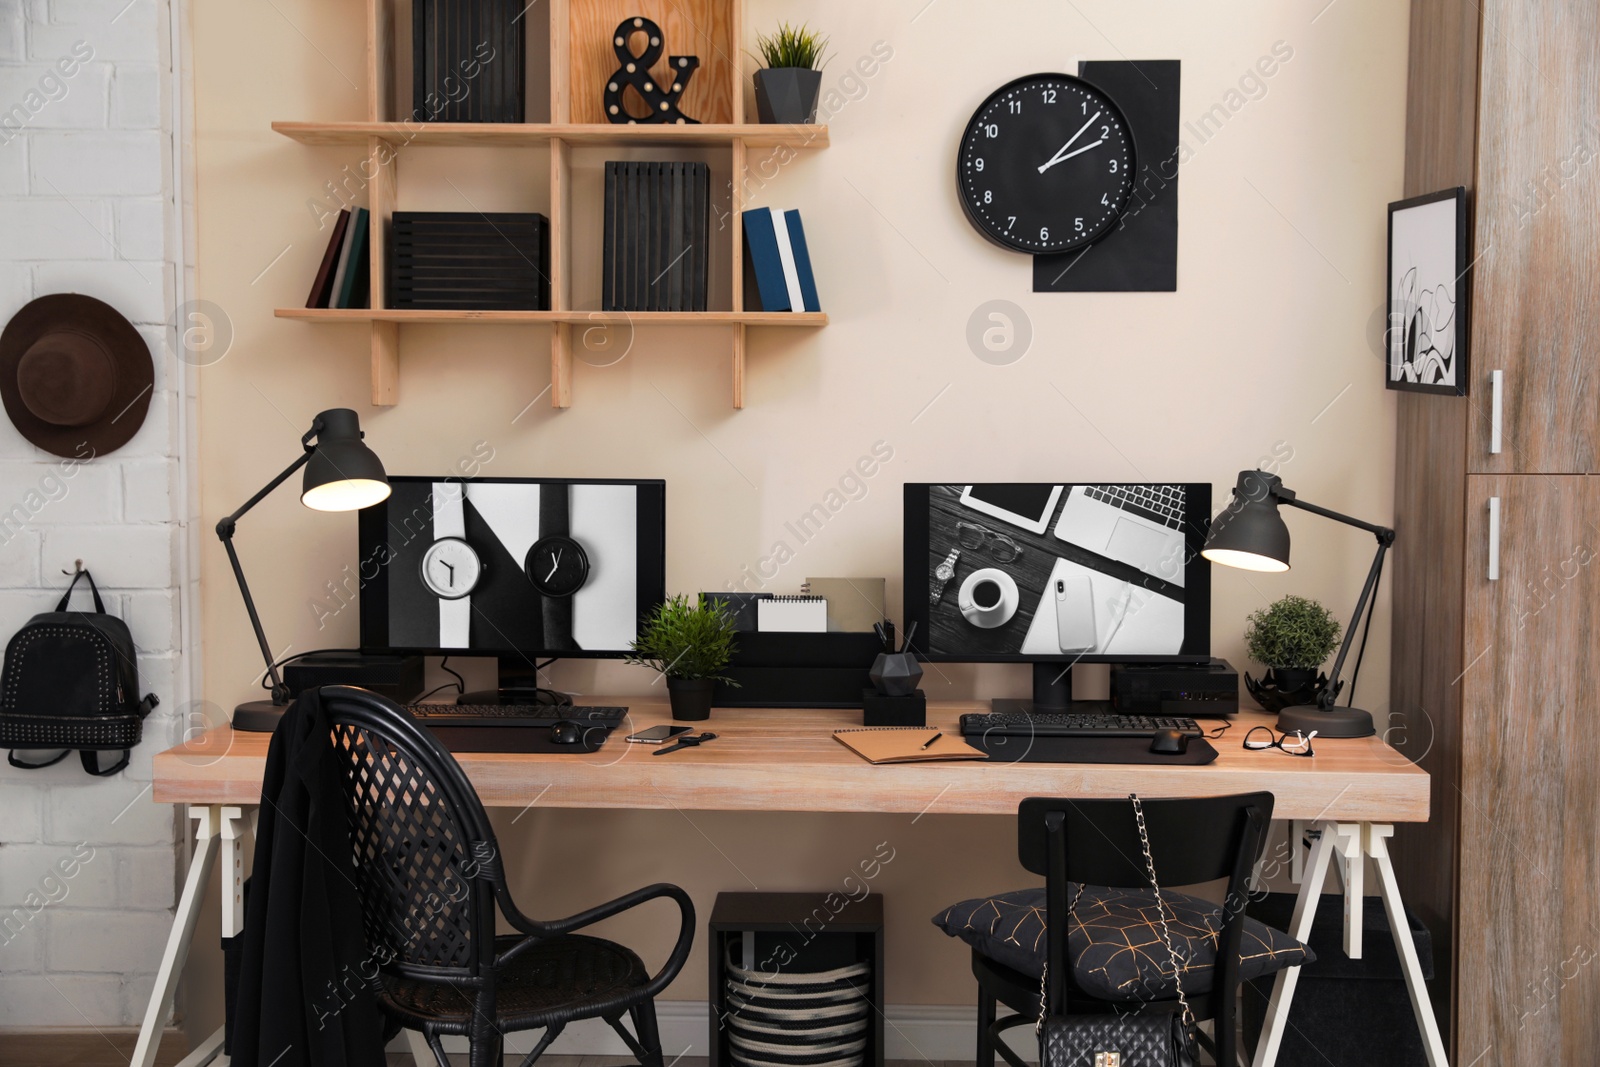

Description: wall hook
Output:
[61,559,84,576]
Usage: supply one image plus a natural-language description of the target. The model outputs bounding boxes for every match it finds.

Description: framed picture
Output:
[1386,187,1469,395]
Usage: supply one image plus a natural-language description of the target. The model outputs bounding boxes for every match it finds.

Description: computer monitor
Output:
[359,476,666,702]
[903,482,1212,711]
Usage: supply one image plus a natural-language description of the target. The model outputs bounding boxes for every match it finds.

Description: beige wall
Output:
[190,0,1408,1010]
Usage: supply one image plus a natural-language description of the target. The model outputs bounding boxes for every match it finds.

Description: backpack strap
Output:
[55,569,106,614]
[9,749,71,770]
[81,750,130,776]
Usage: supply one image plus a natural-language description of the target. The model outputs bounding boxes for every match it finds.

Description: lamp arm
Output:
[1318,534,1393,710]
[1278,493,1395,540]
[215,449,314,706]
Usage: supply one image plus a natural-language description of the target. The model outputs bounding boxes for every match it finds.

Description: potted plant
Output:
[1242,595,1344,712]
[752,23,828,124]
[628,594,738,720]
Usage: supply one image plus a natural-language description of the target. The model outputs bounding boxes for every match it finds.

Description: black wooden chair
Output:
[320,685,694,1067]
[974,793,1273,1067]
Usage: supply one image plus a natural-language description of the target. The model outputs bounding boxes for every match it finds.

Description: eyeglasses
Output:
[1242,726,1317,757]
[955,521,1023,563]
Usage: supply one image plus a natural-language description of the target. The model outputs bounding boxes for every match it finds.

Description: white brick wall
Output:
[0,0,188,1031]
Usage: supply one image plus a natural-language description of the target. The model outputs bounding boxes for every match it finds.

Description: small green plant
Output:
[1244,595,1341,670]
[628,594,739,683]
[754,22,830,70]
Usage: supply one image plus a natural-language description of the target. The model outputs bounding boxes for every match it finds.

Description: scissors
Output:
[652,731,717,755]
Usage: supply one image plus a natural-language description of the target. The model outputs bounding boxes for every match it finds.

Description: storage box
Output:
[1242,892,1435,1066]
[862,688,926,727]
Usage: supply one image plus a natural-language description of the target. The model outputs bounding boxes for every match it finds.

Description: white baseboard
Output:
[388,1001,1040,1062]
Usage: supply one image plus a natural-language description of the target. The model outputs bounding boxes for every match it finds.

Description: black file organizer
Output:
[712,628,892,708]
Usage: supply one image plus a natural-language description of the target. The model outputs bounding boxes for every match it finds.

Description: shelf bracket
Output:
[731,323,746,409]
[371,321,398,406]
[552,322,573,408]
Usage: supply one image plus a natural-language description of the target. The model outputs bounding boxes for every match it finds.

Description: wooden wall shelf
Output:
[275,0,827,410]
[273,120,829,150]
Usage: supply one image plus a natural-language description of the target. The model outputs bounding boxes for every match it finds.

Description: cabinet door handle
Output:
[1490,370,1503,454]
[1487,496,1501,580]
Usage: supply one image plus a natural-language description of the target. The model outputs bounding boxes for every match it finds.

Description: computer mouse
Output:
[1149,729,1190,755]
[549,720,583,745]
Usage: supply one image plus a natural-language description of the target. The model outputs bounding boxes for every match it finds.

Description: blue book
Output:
[741,207,791,312]
[783,209,820,313]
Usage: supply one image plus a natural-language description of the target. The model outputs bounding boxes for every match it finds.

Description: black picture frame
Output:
[1386,187,1469,396]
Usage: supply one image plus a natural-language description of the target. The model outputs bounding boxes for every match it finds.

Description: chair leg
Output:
[976,986,997,1067]
[631,998,666,1067]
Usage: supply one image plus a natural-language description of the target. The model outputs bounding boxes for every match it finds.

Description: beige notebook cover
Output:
[833,727,987,764]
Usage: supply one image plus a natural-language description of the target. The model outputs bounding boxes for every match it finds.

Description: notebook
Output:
[833,727,987,765]
[756,595,827,633]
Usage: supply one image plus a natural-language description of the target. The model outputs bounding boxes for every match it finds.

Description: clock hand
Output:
[1038,110,1101,174]
[546,548,562,581]
[1051,138,1105,165]
[442,560,455,586]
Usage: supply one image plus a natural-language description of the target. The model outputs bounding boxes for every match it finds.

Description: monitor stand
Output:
[457,657,573,707]
[991,663,1111,716]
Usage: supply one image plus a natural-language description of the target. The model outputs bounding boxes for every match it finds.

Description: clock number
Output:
[1101,193,1110,206]
[1008,100,1021,114]
[1109,158,1118,173]
[1040,226,1050,241]
[974,157,984,172]
[1082,101,1089,115]
[983,190,992,204]
[1042,88,1057,103]
[1075,217,1084,232]
[1101,125,1109,138]
[984,123,998,138]
[1006,216,1016,230]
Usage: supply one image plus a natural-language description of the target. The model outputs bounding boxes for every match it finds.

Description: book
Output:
[833,726,986,765]
[783,209,821,313]
[770,208,806,313]
[327,208,360,310]
[756,595,827,633]
[741,207,791,312]
[335,208,370,309]
[306,208,351,308]
[603,161,619,311]
[802,578,886,633]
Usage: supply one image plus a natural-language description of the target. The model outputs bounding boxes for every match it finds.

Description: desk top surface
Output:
[153,700,1429,822]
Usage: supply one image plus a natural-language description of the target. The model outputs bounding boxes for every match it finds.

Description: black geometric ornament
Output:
[603,16,699,124]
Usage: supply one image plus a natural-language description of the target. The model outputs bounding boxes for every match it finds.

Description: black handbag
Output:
[0,569,158,776]
[1038,794,1201,1067]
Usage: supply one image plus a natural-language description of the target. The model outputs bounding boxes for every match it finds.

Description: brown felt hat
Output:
[0,293,153,458]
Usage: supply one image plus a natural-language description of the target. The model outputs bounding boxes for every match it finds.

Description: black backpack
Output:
[1,570,159,776]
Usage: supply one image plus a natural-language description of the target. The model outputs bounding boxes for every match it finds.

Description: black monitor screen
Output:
[359,477,665,657]
[903,483,1211,662]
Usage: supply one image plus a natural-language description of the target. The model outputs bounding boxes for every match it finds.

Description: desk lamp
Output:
[218,408,390,731]
[1202,470,1394,739]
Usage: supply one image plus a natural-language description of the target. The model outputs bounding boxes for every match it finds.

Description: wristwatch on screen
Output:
[930,547,961,606]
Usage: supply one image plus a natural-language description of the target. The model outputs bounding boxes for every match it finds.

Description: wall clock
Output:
[957,72,1136,254]
[526,535,590,598]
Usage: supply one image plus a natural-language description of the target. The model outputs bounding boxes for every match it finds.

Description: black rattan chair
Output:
[975,793,1273,1067]
[319,685,694,1067]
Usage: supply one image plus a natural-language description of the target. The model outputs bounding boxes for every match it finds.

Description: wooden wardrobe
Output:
[1394,1,1600,1062]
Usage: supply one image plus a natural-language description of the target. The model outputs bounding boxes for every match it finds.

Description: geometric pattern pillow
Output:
[932,885,1313,1002]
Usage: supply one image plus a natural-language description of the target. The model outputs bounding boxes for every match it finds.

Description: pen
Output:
[920,731,942,750]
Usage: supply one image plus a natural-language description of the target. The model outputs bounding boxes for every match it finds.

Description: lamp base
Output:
[233,699,289,733]
[1277,703,1375,739]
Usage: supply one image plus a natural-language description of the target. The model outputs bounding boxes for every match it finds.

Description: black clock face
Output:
[525,535,590,598]
[957,73,1136,254]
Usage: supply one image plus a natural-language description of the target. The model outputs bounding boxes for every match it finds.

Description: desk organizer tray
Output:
[714,632,888,708]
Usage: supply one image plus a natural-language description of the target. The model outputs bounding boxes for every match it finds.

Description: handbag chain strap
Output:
[1036,883,1086,1034]
[1131,792,1195,1027]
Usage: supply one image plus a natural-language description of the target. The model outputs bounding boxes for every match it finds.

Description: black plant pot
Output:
[667,677,714,721]
[754,68,822,124]
[1245,667,1343,714]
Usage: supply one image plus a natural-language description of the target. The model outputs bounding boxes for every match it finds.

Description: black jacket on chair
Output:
[232,688,388,1067]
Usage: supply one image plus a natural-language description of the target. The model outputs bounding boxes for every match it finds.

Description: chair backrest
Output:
[320,685,503,981]
[1018,793,1273,887]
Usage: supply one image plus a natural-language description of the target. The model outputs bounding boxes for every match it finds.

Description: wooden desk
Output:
[135,701,1446,1067]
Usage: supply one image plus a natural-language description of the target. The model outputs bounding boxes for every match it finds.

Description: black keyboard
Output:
[405,704,628,729]
[960,711,1201,739]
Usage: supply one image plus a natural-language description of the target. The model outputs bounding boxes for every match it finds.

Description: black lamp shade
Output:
[300,408,391,512]
[1202,469,1291,572]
